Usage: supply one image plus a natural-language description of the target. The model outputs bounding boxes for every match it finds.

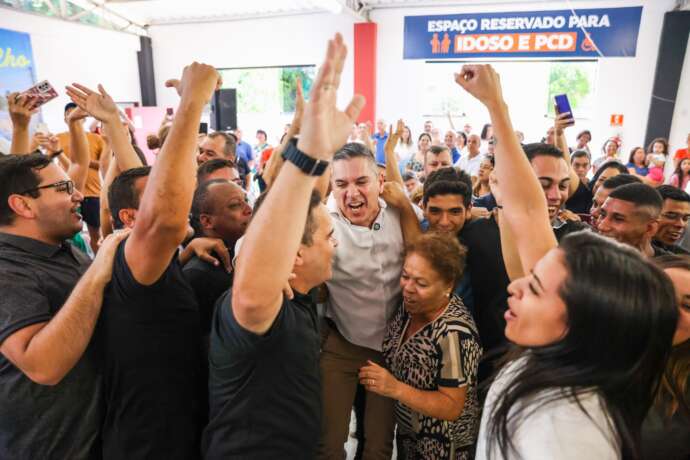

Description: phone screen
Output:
[199,122,208,135]
[554,94,574,120]
[166,107,173,116]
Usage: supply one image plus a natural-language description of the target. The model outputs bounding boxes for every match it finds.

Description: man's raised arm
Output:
[126,64,220,284]
[455,65,556,274]
[232,33,364,334]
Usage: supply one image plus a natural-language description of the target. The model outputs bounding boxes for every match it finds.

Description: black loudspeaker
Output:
[645,11,690,147]
[210,89,237,132]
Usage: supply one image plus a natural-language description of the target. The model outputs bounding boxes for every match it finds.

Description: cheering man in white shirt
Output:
[318,142,405,459]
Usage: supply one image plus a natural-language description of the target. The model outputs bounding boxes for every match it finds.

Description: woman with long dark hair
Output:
[642,255,690,460]
[454,63,678,460]
[668,158,690,190]
[590,161,629,195]
[406,132,431,173]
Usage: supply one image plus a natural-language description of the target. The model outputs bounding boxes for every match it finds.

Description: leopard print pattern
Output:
[383,295,482,459]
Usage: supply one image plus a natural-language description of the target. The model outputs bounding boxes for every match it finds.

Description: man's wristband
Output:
[282,140,329,177]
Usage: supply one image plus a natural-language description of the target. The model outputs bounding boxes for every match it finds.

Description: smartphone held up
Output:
[19,80,58,110]
[554,94,575,126]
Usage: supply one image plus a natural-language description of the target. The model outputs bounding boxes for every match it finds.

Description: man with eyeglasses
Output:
[653,185,690,255]
[0,152,128,459]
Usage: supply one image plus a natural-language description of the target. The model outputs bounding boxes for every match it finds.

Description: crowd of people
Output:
[0,33,689,460]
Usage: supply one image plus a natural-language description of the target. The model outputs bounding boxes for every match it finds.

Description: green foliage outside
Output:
[280,67,314,112]
[546,63,591,116]
[220,66,315,114]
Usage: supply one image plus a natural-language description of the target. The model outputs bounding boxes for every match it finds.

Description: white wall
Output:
[149,12,357,143]
[0,9,141,133]
[372,0,677,160]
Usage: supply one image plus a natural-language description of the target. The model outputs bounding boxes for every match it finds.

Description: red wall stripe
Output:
[354,22,377,126]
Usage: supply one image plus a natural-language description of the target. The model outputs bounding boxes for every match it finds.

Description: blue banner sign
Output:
[0,28,37,145]
[404,6,643,59]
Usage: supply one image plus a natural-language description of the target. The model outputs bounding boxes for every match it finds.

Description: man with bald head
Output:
[444,130,460,163]
[456,134,483,177]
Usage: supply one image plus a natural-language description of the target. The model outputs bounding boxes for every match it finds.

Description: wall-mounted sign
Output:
[610,114,624,126]
[404,7,643,59]
[0,28,37,145]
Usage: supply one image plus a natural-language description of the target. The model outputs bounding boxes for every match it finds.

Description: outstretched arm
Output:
[553,109,580,197]
[384,119,405,185]
[455,66,556,273]
[232,34,364,334]
[65,107,91,193]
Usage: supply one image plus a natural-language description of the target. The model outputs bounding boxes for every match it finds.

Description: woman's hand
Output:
[359,360,401,399]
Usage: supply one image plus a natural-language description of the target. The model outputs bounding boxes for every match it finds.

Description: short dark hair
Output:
[424,167,472,193]
[571,150,590,162]
[423,180,472,207]
[64,102,77,113]
[523,142,564,162]
[208,131,237,157]
[0,153,52,225]
[406,233,467,286]
[333,142,377,170]
[108,166,152,229]
[256,129,267,138]
[252,189,322,246]
[402,171,417,182]
[425,145,450,165]
[601,174,641,190]
[190,179,226,237]
[608,183,663,218]
[197,158,235,183]
[656,185,690,203]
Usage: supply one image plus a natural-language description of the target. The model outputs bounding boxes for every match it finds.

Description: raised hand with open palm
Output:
[65,83,119,123]
[297,33,365,160]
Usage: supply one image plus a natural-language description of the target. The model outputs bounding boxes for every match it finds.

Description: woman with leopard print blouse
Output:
[359,234,481,459]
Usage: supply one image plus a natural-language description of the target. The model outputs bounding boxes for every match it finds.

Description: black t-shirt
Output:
[0,233,102,460]
[461,217,588,382]
[565,180,593,215]
[99,239,203,460]
[460,217,510,360]
[641,403,690,460]
[203,290,321,459]
[182,255,233,337]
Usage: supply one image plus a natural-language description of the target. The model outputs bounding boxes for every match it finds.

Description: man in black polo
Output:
[186,179,252,338]
[203,32,363,459]
[0,153,127,459]
[68,62,221,459]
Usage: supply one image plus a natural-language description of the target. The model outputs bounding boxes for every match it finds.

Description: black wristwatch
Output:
[282,140,329,176]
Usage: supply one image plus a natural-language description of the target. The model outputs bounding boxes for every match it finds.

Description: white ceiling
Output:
[74,0,562,27]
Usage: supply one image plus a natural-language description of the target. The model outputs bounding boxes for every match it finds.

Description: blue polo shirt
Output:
[372,132,388,164]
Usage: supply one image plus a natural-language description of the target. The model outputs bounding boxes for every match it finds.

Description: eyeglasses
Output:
[20,180,74,196]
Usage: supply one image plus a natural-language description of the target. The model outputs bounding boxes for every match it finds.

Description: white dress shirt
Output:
[325,197,407,351]
[455,152,485,177]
